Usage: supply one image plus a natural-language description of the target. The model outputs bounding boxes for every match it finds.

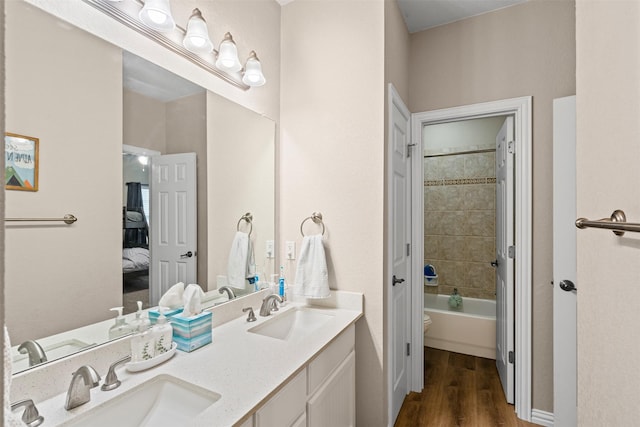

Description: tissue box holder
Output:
[148,308,212,352]
[170,311,213,353]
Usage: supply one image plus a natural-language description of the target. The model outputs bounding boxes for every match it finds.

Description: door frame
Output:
[410,96,533,420]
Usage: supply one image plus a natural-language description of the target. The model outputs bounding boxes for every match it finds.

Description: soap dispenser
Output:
[130,301,150,332]
[108,306,134,339]
[130,302,154,362]
[151,307,173,354]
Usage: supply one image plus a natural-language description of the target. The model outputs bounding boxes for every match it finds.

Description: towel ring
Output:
[237,212,253,236]
[300,212,325,236]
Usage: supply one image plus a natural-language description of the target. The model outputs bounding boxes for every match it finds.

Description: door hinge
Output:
[508,246,515,259]
[508,140,515,154]
[406,243,411,256]
[407,343,411,357]
[508,351,515,364]
[407,143,416,158]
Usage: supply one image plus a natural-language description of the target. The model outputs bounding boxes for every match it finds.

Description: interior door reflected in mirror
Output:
[5,1,275,374]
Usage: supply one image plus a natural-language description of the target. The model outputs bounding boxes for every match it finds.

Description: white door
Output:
[495,116,515,404]
[553,96,577,426]
[149,153,197,306]
[388,84,412,423]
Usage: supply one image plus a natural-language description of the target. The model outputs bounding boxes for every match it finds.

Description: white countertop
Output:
[34,292,363,426]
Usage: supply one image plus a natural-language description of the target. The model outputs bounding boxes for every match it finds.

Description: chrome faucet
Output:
[65,365,101,410]
[259,294,283,316]
[18,340,47,367]
[10,399,44,427]
[218,286,237,299]
[101,355,131,391]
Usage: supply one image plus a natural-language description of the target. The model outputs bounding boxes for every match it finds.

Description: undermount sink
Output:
[248,307,334,342]
[62,374,220,427]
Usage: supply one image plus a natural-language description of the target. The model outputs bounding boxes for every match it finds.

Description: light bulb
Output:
[139,0,175,32]
[242,51,266,87]
[183,9,213,54]
[215,33,242,72]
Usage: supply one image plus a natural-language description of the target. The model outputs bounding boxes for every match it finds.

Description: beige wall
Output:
[206,92,275,292]
[409,0,576,411]
[5,1,123,343]
[576,1,640,424]
[123,89,167,153]
[1,0,6,421]
[281,1,385,425]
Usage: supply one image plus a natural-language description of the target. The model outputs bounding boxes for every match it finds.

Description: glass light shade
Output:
[215,33,242,73]
[242,51,266,87]
[183,9,213,54]
[139,0,175,33]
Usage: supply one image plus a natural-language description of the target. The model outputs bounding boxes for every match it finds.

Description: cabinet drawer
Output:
[308,324,355,395]
[307,350,356,427]
[255,368,307,427]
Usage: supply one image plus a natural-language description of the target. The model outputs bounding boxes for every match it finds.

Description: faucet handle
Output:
[10,399,44,427]
[101,355,132,391]
[242,307,257,322]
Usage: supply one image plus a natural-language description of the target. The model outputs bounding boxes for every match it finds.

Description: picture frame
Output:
[5,132,39,191]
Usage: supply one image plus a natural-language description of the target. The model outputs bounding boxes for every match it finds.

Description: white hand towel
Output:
[294,234,330,298]
[4,326,24,426]
[227,231,253,289]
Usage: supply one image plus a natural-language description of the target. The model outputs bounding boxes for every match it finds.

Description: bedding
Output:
[122,247,150,273]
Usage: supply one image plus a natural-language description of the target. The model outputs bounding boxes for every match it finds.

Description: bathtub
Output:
[424,293,496,359]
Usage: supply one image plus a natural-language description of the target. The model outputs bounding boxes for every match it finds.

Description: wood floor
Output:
[395,347,539,427]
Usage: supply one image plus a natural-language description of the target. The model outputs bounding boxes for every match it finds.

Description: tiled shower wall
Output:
[424,151,496,300]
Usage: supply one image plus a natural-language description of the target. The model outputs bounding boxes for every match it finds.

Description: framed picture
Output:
[5,132,39,191]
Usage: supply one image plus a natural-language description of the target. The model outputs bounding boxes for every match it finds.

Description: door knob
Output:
[559,279,577,292]
[490,260,499,268]
[180,251,193,259]
[392,275,405,286]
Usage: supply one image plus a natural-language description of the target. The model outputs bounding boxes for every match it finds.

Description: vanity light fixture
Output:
[242,51,266,87]
[183,8,213,54]
[138,0,175,33]
[83,0,266,91]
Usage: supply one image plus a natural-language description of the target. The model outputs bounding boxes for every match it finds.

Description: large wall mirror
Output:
[5,1,276,374]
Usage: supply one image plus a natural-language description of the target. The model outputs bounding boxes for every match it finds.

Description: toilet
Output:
[423,313,432,344]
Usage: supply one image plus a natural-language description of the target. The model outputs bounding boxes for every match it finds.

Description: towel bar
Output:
[236,212,253,235]
[5,214,77,225]
[300,212,325,236]
[575,209,640,236]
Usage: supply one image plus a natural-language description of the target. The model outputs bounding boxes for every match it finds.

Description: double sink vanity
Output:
[10,290,363,426]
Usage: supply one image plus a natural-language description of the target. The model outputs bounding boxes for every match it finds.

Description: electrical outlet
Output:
[266,240,275,259]
[286,241,296,260]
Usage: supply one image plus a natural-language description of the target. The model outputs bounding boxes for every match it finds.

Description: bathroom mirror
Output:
[5,1,275,374]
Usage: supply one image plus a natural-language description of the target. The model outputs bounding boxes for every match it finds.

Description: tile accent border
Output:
[425,177,496,186]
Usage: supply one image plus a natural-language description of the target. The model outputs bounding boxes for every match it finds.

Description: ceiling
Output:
[396,0,527,33]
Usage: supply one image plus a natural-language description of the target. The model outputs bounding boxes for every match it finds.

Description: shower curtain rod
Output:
[423,148,496,158]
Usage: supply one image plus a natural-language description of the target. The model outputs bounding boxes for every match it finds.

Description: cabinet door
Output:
[255,369,306,427]
[307,351,355,427]
[238,416,253,427]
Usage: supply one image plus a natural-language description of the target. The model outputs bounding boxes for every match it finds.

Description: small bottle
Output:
[151,307,173,355]
[108,307,134,339]
[130,312,155,362]
[278,266,287,305]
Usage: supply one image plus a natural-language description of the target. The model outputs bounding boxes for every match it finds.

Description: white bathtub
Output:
[424,293,496,359]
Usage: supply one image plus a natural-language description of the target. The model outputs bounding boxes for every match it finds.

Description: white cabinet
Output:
[307,351,356,427]
[248,324,355,427]
[255,369,306,427]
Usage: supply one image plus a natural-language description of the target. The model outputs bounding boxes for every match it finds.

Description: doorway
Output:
[122,144,160,314]
[410,97,533,421]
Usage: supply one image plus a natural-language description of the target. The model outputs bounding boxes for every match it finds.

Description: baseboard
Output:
[531,409,554,426]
